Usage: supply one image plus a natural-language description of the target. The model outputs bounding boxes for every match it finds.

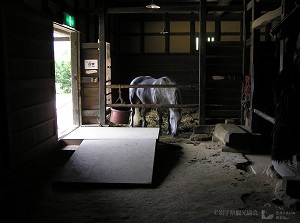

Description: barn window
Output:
[170,21,190,53]
[220,21,240,42]
[170,36,190,53]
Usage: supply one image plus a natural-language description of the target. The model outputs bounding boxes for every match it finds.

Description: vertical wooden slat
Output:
[241,0,250,125]
[199,0,206,125]
[71,31,80,126]
[99,2,106,124]
[190,12,195,54]
[140,21,144,53]
[165,13,170,54]
[215,20,221,42]
[280,0,294,71]
[249,0,261,132]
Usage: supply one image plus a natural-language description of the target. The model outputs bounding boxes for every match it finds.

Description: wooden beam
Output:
[249,0,261,132]
[199,0,206,125]
[241,0,250,125]
[252,6,282,29]
[106,84,198,89]
[99,2,106,124]
[71,32,80,126]
[106,5,243,14]
[81,42,99,48]
[107,104,198,109]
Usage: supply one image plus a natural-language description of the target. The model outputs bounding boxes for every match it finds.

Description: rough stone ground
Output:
[2,108,300,223]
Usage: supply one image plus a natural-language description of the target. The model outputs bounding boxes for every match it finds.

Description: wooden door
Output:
[80,42,111,125]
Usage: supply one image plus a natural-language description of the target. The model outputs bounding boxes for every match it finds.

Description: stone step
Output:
[212,123,264,153]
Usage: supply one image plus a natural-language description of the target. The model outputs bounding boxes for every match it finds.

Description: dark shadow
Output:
[151,142,183,187]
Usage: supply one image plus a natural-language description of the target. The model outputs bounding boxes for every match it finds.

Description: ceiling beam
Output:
[106,5,243,14]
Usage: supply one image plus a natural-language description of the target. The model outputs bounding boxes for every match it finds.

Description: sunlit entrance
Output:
[53,24,79,138]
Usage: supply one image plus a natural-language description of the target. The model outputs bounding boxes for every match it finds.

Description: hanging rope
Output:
[114,84,125,104]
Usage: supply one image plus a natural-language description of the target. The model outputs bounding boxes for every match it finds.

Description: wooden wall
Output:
[110,13,243,124]
[0,0,96,170]
[0,4,56,168]
[112,44,242,123]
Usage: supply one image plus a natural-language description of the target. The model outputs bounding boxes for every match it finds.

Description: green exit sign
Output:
[64,13,76,28]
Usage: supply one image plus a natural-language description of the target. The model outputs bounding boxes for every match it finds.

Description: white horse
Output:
[129,76,182,136]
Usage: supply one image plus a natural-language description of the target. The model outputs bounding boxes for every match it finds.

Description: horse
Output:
[129,76,182,136]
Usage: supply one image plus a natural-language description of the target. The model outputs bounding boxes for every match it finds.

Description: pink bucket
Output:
[110,108,130,124]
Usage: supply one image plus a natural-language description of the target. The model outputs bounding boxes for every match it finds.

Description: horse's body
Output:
[129,76,182,136]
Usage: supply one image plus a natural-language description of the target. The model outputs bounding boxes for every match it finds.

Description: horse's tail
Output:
[159,76,182,105]
[129,77,139,104]
[175,87,182,105]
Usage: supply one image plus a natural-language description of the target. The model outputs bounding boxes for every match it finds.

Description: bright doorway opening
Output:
[53,24,79,138]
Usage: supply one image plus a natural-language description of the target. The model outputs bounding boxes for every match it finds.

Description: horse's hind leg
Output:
[129,106,135,127]
[166,109,171,135]
[157,109,163,135]
[141,108,147,127]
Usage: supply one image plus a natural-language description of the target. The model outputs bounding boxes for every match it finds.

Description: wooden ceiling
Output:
[105,0,241,15]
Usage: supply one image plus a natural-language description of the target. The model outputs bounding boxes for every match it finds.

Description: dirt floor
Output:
[2,108,300,222]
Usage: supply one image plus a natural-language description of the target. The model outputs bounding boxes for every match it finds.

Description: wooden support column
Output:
[71,32,80,126]
[249,0,260,132]
[99,2,106,124]
[190,12,195,54]
[280,0,294,71]
[279,0,286,72]
[241,0,250,125]
[198,0,206,125]
[165,13,170,54]
[215,21,220,42]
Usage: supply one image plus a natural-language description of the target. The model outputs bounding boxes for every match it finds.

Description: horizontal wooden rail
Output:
[107,103,198,109]
[106,84,198,89]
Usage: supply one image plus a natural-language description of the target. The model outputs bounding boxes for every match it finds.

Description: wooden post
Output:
[99,2,106,124]
[215,21,220,42]
[199,0,206,125]
[280,0,294,71]
[249,0,260,132]
[241,0,250,125]
[165,13,170,54]
[71,32,80,126]
[190,12,195,54]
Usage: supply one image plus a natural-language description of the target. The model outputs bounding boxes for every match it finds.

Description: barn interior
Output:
[1,0,300,222]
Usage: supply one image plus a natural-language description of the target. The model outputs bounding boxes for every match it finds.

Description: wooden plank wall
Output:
[1,5,57,167]
[80,44,100,124]
[80,43,112,125]
[206,42,243,123]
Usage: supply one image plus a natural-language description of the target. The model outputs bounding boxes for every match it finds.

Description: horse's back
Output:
[130,76,154,85]
[129,76,156,104]
[154,77,181,105]
[129,75,181,105]
[155,76,176,85]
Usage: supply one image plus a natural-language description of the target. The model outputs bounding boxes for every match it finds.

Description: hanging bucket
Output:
[110,107,131,124]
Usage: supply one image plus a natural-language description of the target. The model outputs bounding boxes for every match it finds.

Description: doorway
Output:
[53,23,80,138]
